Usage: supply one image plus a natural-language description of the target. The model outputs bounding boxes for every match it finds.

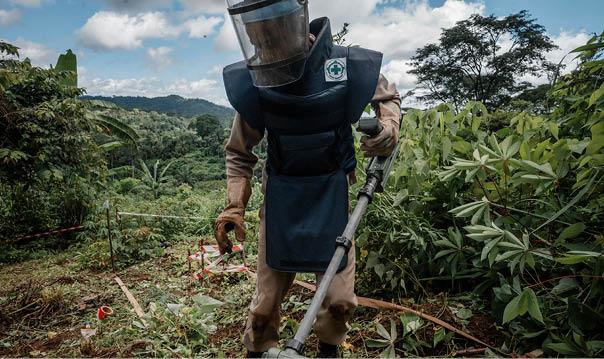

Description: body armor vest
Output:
[223,17,383,273]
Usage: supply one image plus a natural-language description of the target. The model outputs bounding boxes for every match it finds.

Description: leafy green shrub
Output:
[117,225,165,263]
[357,33,604,355]
[0,41,134,248]
[140,294,223,357]
[114,177,142,195]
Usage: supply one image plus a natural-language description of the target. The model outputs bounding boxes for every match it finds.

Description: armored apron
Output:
[223,17,383,273]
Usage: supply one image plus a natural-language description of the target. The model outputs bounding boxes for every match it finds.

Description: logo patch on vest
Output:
[325,58,347,82]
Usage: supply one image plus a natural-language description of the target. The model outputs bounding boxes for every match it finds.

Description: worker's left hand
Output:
[361,121,398,157]
[213,177,252,255]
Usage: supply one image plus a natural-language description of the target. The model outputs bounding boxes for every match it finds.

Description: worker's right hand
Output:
[213,177,252,255]
[360,122,398,157]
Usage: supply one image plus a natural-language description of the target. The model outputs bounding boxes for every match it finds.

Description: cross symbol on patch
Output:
[330,63,343,76]
[325,58,347,82]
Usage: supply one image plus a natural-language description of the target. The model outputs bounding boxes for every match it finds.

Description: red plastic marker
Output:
[97,306,113,321]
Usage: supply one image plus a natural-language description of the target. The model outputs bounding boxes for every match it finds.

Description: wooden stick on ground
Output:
[114,276,147,327]
[358,297,492,349]
[453,347,487,356]
[290,278,492,349]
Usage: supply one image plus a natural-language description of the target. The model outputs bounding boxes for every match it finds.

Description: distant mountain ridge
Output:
[83,95,235,119]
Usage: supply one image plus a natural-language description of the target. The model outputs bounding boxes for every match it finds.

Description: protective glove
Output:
[214,177,252,255]
[360,120,399,157]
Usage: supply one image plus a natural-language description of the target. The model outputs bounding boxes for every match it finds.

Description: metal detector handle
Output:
[357,116,399,194]
[358,117,383,137]
[359,117,400,196]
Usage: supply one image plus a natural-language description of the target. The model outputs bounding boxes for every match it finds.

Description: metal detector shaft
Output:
[288,178,376,354]
[267,180,377,358]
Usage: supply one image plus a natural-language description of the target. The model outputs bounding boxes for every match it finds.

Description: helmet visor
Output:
[228,0,309,87]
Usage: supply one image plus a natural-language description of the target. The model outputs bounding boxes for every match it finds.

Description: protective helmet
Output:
[227,0,310,88]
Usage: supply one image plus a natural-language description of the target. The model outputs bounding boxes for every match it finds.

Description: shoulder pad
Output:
[223,61,265,132]
[344,46,383,123]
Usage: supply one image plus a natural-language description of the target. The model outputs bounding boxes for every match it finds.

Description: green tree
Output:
[189,113,227,156]
[409,11,557,110]
[54,49,77,87]
[189,114,222,138]
[0,42,137,242]
[0,42,103,239]
[137,160,174,199]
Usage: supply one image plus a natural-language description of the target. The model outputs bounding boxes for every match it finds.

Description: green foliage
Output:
[367,315,428,357]
[140,294,223,357]
[410,11,557,110]
[0,43,138,265]
[367,319,398,358]
[359,33,604,355]
[103,108,227,187]
[138,159,174,199]
[0,44,103,241]
[54,49,77,87]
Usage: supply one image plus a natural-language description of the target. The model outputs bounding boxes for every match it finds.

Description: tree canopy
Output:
[409,10,557,110]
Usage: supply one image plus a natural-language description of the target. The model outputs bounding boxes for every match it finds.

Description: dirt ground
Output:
[0,238,503,358]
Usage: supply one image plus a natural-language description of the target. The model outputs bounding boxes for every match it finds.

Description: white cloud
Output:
[309,0,381,31]
[164,78,219,98]
[213,0,484,59]
[382,59,417,93]
[77,11,224,51]
[347,0,485,60]
[213,12,239,52]
[207,64,223,76]
[12,37,56,66]
[512,31,591,86]
[548,31,591,70]
[146,46,173,69]
[180,0,224,14]
[185,15,223,38]
[77,65,88,77]
[77,11,180,50]
[0,8,20,26]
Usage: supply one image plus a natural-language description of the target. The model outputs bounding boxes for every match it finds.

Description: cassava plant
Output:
[356,33,604,355]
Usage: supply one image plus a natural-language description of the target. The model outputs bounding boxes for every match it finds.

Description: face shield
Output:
[227,0,309,87]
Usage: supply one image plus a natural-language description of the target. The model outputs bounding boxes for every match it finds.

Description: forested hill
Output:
[83,94,235,119]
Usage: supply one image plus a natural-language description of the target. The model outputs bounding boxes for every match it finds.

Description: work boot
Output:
[246,351,264,358]
[317,342,339,358]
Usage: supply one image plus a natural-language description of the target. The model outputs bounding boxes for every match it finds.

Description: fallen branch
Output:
[114,276,147,327]
[358,297,492,348]
[290,279,493,349]
[243,272,493,349]
[8,299,40,316]
[453,347,487,356]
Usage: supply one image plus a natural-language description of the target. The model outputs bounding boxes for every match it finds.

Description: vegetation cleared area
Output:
[1,11,603,359]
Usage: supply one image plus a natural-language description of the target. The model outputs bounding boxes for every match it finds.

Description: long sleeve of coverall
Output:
[225,73,402,180]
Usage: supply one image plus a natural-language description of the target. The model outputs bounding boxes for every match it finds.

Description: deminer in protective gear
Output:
[215,0,402,357]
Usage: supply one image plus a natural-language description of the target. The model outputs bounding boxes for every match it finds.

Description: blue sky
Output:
[1,0,601,106]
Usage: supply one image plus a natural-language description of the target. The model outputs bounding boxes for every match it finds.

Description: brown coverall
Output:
[224,74,401,352]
